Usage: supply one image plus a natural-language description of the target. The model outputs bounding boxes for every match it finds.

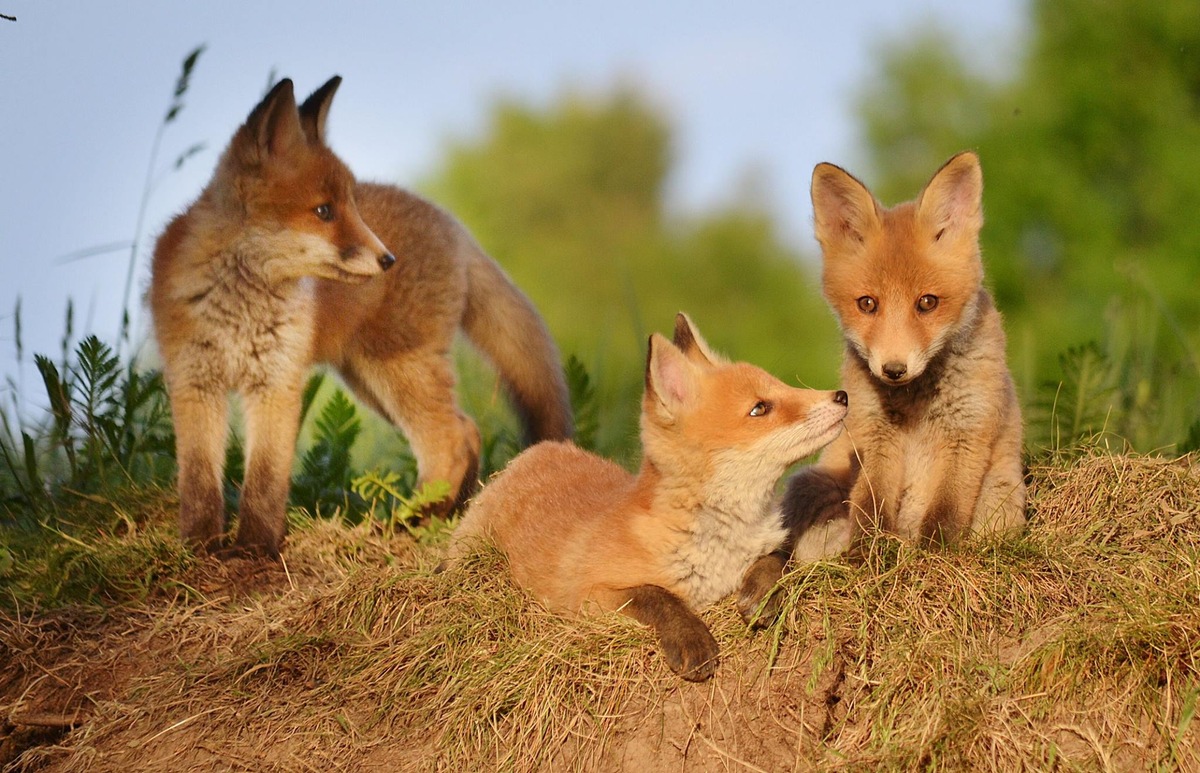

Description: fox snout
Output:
[338,244,394,270]
[347,245,395,271]
[868,352,930,386]
[869,357,918,386]
[332,217,397,280]
[360,225,395,272]
[779,387,849,462]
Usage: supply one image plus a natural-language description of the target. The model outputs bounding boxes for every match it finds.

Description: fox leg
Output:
[971,421,1028,535]
[785,465,857,562]
[234,384,304,558]
[170,386,230,552]
[972,461,1027,535]
[737,550,790,628]
[597,585,719,682]
[735,461,857,623]
[340,350,481,515]
[911,433,1010,545]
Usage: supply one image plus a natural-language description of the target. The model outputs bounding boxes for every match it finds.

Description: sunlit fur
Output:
[150,77,572,557]
[782,151,1026,555]
[444,313,847,614]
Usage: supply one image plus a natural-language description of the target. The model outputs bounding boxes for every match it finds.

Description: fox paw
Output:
[737,553,787,628]
[183,532,228,557]
[660,622,719,682]
[213,539,281,562]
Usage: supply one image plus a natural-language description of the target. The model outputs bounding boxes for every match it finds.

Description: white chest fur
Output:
[663,504,787,609]
[171,264,316,392]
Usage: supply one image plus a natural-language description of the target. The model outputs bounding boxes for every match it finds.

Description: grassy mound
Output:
[2,452,1198,771]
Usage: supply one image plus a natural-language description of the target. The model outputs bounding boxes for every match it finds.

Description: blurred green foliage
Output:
[858,0,1200,451]
[7,0,1200,567]
[421,89,840,458]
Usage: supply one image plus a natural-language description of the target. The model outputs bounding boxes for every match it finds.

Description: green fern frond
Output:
[565,354,599,452]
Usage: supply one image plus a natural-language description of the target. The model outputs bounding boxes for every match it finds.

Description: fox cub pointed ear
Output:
[243,78,306,160]
[672,312,724,367]
[645,333,696,419]
[299,75,343,145]
[811,162,880,252]
[917,151,983,237]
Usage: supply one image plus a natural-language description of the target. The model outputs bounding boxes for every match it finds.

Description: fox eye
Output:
[749,401,771,417]
[314,203,334,222]
[916,294,939,313]
[856,296,877,314]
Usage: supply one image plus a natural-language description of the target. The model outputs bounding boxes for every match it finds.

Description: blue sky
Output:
[0,0,1021,393]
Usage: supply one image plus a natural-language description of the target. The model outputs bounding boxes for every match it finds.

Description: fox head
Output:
[812,151,985,386]
[640,313,848,498]
[208,76,394,284]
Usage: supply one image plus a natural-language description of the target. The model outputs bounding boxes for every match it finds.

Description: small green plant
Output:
[565,353,599,452]
[0,420,46,521]
[477,418,520,483]
[1,335,173,520]
[1181,419,1200,455]
[1028,285,1200,458]
[352,470,452,540]
[291,386,367,519]
[1030,342,1120,455]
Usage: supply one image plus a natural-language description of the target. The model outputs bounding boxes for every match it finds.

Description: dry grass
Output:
[2,451,1198,771]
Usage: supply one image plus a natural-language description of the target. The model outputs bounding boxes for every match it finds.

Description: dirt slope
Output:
[3,453,1198,771]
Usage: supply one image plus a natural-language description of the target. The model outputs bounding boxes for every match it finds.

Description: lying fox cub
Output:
[443,313,847,680]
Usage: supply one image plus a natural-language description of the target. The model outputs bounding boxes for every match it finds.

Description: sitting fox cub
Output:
[444,313,848,680]
[742,152,1027,613]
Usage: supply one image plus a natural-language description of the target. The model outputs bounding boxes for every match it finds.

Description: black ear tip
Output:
[266,78,296,105]
[316,75,343,96]
[301,76,342,114]
[251,78,296,119]
[672,312,695,348]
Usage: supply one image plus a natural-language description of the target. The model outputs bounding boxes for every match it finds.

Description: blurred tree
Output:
[857,0,1200,450]
[423,88,839,457]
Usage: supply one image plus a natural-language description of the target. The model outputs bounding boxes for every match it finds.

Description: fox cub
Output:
[744,151,1026,609]
[443,313,847,680]
[150,76,572,558]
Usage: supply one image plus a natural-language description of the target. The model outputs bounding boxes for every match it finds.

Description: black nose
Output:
[882,362,907,381]
[834,390,848,406]
[378,253,396,270]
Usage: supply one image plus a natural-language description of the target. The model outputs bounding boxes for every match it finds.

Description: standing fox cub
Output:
[150,76,572,558]
[744,152,1026,607]
[443,314,848,681]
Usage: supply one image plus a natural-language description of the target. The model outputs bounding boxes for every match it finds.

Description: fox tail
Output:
[460,241,574,444]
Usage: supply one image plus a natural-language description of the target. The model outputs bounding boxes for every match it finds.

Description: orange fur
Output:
[445,313,847,679]
[150,77,572,558]
[782,151,1026,567]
